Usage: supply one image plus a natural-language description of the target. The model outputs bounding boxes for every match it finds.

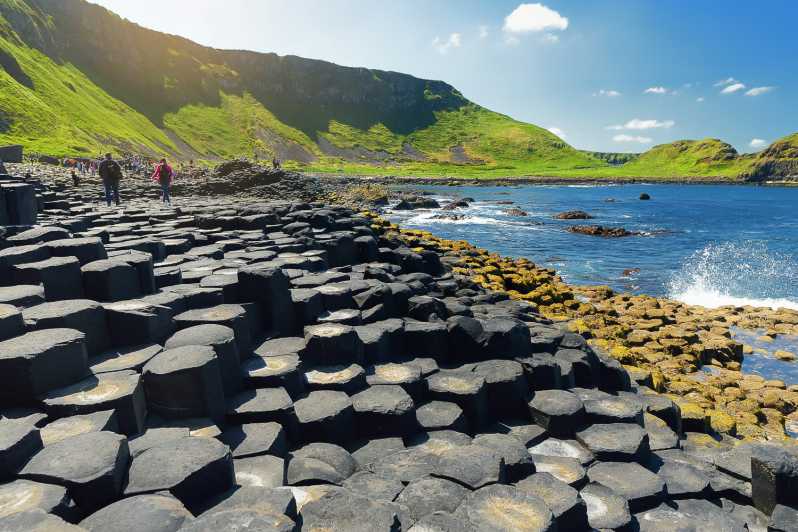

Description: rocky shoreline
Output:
[0,164,796,531]
[311,173,778,187]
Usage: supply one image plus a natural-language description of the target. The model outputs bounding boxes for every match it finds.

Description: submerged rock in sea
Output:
[393,195,440,210]
[505,208,528,216]
[554,210,594,219]
[640,193,651,200]
[567,225,638,237]
[441,199,470,210]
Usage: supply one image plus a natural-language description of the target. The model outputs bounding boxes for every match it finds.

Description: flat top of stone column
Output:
[23,299,103,320]
[144,345,217,375]
[20,431,127,484]
[0,328,84,358]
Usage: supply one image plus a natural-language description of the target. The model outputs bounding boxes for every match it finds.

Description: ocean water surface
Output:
[386,183,798,310]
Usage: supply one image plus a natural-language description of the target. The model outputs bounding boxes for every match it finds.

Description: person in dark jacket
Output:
[98,153,122,206]
[151,158,174,205]
[71,169,79,187]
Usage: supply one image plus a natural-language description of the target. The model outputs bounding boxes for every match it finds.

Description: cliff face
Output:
[22,0,466,136]
[743,134,798,181]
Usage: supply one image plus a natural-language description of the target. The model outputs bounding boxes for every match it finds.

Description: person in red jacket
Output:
[151,158,174,205]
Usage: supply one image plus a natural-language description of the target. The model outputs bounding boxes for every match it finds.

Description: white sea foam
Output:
[668,241,798,310]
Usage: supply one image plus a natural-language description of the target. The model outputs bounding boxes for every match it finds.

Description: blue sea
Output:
[385,183,798,387]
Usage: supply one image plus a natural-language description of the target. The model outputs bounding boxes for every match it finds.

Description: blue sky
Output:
[90,0,797,153]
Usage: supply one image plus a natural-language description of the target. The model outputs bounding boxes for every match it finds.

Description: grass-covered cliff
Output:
[0,0,795,180]
[0,0,600,176]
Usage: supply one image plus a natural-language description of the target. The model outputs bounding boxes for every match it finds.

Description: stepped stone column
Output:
[142,345,226,425]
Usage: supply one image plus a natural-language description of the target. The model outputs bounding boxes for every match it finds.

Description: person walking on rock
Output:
[71,169,79,187]
[0,157,6,175]
[98,153,122,207]
[152,158,174,206]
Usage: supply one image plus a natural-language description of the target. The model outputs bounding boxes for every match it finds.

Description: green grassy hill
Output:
[0,0,795,180]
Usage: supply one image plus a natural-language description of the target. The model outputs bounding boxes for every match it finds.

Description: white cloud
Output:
[504,3,568,33]
[720,82,746,94]
[613,134,652,144]
[433,33,461,55]
[594,89,621,97]
[714,77,739,87]
[478,25,489,39]
[547,127,566,139]
[606,118,675,131]
[540,33,559,43]
[644,86,669,94]
[745,86,774,97]
[749,138,767,150]
[696,97,705,102]
[504,34,521,46]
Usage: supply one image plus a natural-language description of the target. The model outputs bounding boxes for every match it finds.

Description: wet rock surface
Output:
[0,167,794,529]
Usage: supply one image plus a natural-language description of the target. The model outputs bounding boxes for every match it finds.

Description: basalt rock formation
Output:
[0,165,795,530]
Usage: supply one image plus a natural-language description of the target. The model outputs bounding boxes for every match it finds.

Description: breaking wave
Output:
[667,241,798,310]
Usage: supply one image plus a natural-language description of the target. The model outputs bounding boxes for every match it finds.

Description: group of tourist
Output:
[61,152,282,208]
[95,153,174,207]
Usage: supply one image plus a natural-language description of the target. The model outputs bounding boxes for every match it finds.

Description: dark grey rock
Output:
[143,345,226,425]
[13,256,84,301]
[40,370,146,436]
[587,461,665,511]
[125,436,234,511]
[293,390,354,444]
[23,300,110,356]
[343,471,404,501]
[165,324,242,397]
[656,460,711,498]
[351,384,417,438]
[770,504,798,532]
[304,363,366,394]
[0,284,45,308]
[89,344,162,375]
[0,509,85,531]
[174,304,252,356]
[0,328,88,405]
[242,354,304,397]
[406,511,474,532]
[81,259,141,302]
[575,423,649,462]
[396,476,469,521]
[516,472,588,531]
[20,431,129,514]
[180,508,296,532]
[455,484,554,532]
[0,420,43,482]
[433,443,506,489]
[219,422,287,458]
[0,478,74,521]
[579,482,632,531]
[103,300,174,346]
[348,437,406,471]
[303,323,363,365]
[416,401,467,433]
[79,494,192,532]
[472,433,535,482]
[528,390,585,437]
[529,455,586,487]
[299,486,401,532]
[426,371,487,430]
[471,359,529,419]
[750,443,798,515]
[529,437,594,466]
[233,454,286,488]
[227,388,294,426]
